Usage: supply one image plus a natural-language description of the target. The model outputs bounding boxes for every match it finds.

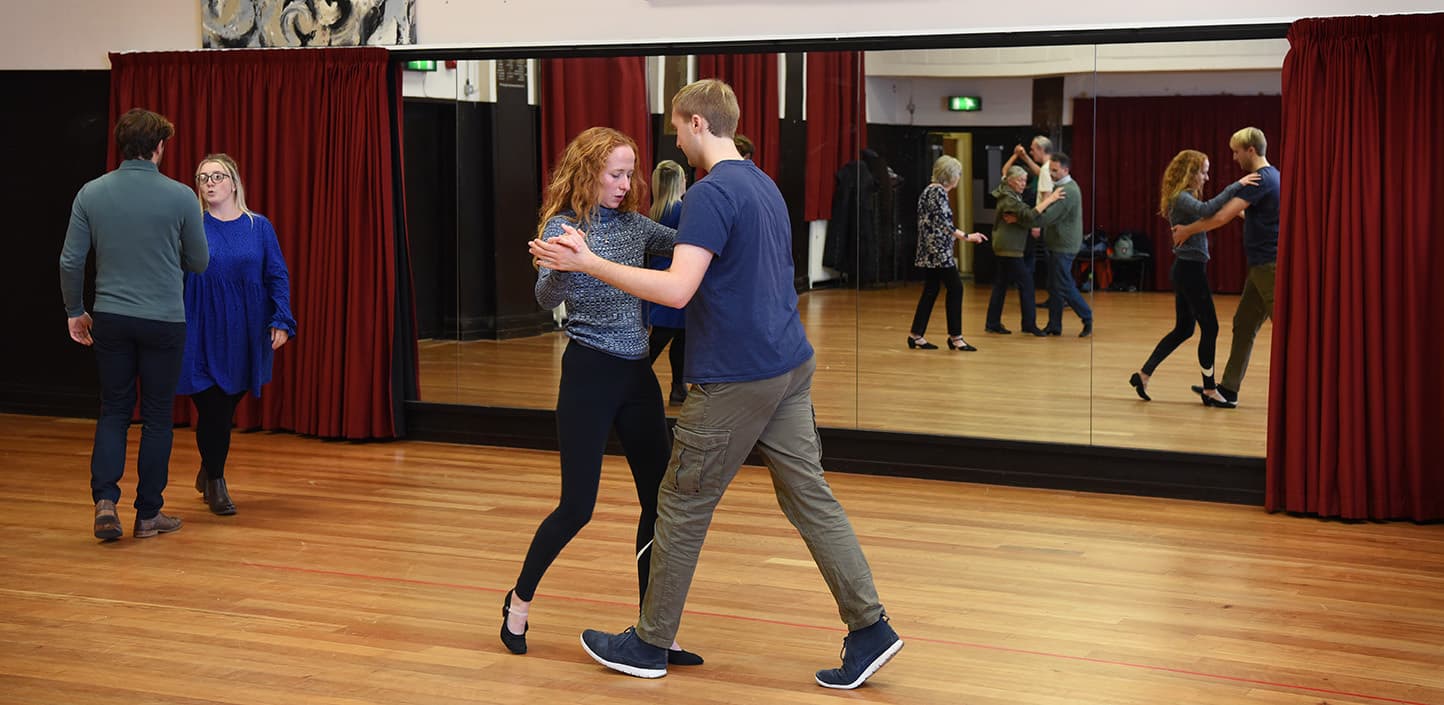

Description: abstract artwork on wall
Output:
[202,0,417,48]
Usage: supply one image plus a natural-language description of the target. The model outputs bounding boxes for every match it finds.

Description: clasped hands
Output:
[529,224,594,272]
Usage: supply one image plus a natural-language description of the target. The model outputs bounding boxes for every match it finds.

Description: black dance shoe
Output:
[501,589,528,654]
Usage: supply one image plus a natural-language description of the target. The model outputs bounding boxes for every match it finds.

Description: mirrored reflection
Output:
[855,46,1097,443]
[399,38,1281,460]
[1086,40,1285,457]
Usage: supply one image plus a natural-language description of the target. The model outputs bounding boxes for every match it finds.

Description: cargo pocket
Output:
[671,426,730,495]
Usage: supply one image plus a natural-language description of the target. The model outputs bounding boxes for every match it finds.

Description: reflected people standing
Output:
[1032,152,1093,337]
[907,155,988,352]
[1130,150,1258,406]
[986,165,1063,336]
[1170,127,1280,408]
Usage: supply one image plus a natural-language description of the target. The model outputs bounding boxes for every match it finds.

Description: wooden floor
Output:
[420,285,1272,457]
[2,414,1439,705]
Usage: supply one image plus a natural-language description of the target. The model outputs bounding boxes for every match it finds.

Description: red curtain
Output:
[1267,14,1444,521]
[804,51,866,222]
[696,53,781,180]
[540,57,652,209]
[1072,95,1282,293]
[109,48,408,439]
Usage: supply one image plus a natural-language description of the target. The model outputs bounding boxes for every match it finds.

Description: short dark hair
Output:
[733,134,754,158]
[115,108,174,160]
[1051,152,1072,169]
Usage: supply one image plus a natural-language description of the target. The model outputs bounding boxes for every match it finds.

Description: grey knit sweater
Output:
[1169,181,1245,262]
[535,208,676,359]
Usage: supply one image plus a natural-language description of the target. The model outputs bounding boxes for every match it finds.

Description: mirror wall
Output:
[401,37,1283,459]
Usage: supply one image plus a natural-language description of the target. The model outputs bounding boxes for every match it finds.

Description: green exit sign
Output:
[947,96,982,112]
[405,60,437,72]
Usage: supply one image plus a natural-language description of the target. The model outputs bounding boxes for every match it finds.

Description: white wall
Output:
[867,77,1042,127]
[4,0,1442,70]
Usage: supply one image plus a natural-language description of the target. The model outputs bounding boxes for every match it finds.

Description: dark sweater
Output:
[59,159,209,322]
[1030,176,1083,254]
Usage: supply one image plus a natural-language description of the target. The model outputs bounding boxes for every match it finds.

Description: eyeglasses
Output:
[196,172,231,185]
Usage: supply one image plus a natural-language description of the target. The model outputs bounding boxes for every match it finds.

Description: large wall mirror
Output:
[400,35,1282,461]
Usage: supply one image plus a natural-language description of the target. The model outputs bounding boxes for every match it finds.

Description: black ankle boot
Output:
[195,467,206,494]
[204,477,237,516]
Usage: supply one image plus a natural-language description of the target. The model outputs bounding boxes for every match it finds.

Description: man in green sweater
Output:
[1031,152,1093,337]
[59,108,209,541]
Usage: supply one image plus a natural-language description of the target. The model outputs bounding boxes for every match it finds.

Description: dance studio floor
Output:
[2,413,1439,705]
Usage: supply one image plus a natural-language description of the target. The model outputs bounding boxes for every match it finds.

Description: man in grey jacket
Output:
[60,108,209,541]
[1032,153,1093,337]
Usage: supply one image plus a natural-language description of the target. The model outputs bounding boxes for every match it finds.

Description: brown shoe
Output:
[133,512,182,538]
[94,499,122,541]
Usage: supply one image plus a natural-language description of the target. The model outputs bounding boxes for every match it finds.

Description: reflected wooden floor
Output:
[1,414,1439,705]
[421,285,1272,456]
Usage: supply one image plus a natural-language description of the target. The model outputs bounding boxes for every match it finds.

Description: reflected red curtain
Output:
[1267,14,1444,521]
[697,53,780,180]
[804,51,865,222]
[1072,95,1282,293]
[540,57,652,209]
[109,48,408,439]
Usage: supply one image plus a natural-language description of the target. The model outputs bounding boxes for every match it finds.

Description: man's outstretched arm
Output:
[1171,197,1249,245]
[530,225,712,309]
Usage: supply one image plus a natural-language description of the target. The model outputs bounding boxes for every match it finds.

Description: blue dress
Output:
[177,212,297,397]
[646,201,686,329]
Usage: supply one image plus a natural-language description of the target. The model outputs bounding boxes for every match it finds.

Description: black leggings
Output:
[648,325,686,385]
[514,341,671,603]
[192,386,247,479]
[910,265,963,338]
[1142,259,1218,388]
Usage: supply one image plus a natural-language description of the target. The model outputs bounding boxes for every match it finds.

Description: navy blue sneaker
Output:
[814,616,904,689]
[580,627,668,679]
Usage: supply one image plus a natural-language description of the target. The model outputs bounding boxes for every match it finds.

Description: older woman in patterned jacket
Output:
[907,155,988,351]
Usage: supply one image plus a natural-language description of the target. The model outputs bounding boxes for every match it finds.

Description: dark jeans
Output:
[89,312,187,519]
[910,265,963,338]
[1044,252,1093,331]
[986,256,1038,330]
[514,341,672,603]
[1142,259,1218,387]
[648,325,686,389]
[192,386,248,480]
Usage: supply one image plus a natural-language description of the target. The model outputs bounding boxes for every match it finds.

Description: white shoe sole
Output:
[580,634,667,679]
[815,638,904,690]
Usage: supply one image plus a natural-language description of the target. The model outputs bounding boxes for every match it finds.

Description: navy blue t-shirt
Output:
[1238,165,1281,266]
[677,159,813,383]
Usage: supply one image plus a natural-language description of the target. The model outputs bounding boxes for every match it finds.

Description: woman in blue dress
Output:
[179,154,296,515]
[646,159,688,404]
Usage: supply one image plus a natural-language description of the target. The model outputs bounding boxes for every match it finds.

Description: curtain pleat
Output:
[1267,14,1444,521]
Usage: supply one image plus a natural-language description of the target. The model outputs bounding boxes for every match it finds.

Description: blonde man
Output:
[531,78,901,690]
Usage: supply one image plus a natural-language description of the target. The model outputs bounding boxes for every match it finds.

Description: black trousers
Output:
[1142,259,1218,387]
[985,256,1038,330]
[89,312,186,519]
[910,265,963,338]
[514,341,672,603]
[648,325,686,389]
[191,386,248,479]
